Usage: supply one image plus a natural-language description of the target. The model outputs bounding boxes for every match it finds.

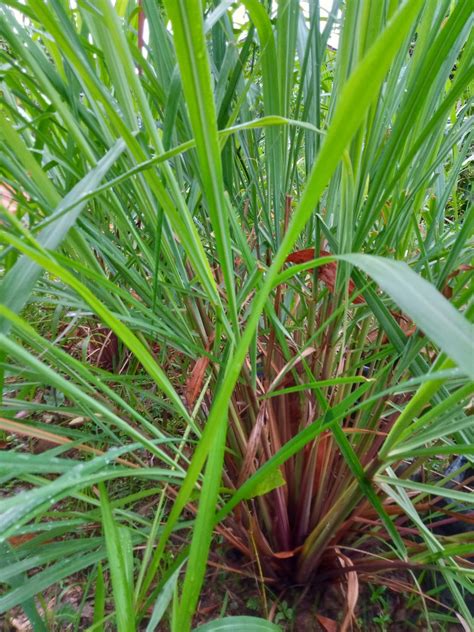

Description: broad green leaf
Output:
[193,617,282,632]
[341,254,474,379]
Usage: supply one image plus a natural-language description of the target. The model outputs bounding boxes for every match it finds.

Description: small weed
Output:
[369,585,392,630]
[274,600,295,626]
[245,596,260,612]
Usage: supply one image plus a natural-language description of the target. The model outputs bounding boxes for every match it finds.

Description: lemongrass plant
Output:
[0,1,473,630]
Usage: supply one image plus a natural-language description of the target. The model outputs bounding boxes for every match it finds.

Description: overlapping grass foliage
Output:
[0,0,473,630]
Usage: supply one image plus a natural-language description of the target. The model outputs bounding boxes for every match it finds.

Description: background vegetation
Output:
[0,0,473,630]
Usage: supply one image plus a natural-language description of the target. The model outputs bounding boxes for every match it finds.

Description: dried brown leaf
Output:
[315,613,338,632]
[285,248,365,303]
[8,534,36,547]
[237,402,267,486]
[272,546,302,559]
[185,356,210,409]
[336,548,359,632]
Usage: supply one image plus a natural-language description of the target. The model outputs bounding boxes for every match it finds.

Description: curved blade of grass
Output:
[376,476,474,505]
[93,562,106,632]
[145,563,184,632]
[341,254,474,379]
[0,139,126,334]
[99,483,135,632]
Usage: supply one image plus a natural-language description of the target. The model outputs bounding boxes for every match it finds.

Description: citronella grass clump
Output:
[0,1,472,630]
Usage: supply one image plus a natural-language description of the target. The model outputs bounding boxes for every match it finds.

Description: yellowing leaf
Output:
[243,467,286,499]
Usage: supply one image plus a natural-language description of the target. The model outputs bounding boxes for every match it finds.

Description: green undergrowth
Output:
[0,1,473,630]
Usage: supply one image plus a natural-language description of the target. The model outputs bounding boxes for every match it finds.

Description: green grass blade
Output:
[340,254,474,378]
[92,562,106,632]
[99,483,135,632]
[145,563,184,632]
